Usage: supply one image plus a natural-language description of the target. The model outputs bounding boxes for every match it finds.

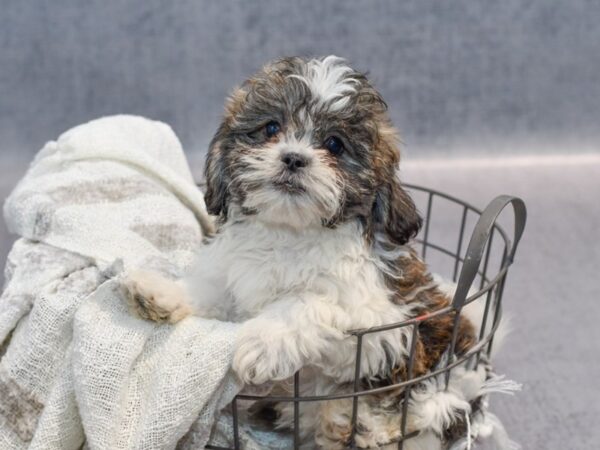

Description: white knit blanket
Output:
[0,116,241,449]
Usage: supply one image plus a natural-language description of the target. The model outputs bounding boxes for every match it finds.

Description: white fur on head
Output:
[289,55,360,111]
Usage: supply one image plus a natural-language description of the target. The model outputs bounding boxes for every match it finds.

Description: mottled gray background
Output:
[1,0,600,165]
[1,1,599,449]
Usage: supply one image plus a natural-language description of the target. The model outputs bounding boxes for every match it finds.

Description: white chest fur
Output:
[185,219,414,382]
[197,220,385,318]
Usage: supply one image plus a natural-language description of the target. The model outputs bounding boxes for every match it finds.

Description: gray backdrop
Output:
[1,0,599,166]
[1,2,599,449]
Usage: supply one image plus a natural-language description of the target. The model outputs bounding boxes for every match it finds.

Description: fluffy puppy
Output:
[124,56,476,448]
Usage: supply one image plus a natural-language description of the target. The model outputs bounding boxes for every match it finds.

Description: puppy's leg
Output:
[123,263,230,323]
[233,295,344,385]
[123,270,193,323]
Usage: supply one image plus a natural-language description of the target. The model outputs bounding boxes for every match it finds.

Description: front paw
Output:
[122,270,192,323]
[232,330,301,385]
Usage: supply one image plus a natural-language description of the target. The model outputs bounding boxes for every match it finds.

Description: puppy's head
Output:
[205,56,421,244]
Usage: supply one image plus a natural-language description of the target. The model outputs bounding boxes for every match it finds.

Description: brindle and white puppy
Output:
[124,56,476,449]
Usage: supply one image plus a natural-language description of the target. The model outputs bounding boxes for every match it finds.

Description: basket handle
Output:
[451,195,527,310]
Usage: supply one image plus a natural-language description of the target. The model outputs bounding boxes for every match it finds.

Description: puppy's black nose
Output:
[281,153,309,172]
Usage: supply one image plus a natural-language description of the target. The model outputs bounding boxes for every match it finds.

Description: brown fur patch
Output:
[367,249,476,391]
[318,249,478,448]
[126,289,173,323]
[122,271,192,324]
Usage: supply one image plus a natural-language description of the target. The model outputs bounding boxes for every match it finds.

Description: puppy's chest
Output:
[222,225,370,313]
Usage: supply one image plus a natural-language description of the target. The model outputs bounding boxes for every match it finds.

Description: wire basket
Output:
[205,184,527,450]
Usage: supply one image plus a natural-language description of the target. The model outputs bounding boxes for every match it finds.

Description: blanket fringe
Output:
[449,410,520,450]
[479,374,522,397]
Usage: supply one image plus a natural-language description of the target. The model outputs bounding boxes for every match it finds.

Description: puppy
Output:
[124,56,476,448]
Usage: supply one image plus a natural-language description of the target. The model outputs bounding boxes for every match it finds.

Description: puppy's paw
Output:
[122,270,192,323]
[232,326,301,385]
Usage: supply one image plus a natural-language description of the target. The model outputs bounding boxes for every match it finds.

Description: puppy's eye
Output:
[265,121,281,138]
[323,136,344,155]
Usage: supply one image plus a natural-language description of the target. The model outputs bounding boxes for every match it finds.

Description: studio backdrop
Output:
[1,0,598,170]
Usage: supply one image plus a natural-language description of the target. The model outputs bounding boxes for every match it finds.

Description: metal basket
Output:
[205,184,527,450]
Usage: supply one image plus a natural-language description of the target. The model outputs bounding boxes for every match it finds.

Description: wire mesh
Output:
[204,184,526,450]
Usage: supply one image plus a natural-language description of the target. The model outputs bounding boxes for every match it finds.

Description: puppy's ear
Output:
[204,88,248,217]
[373,177,422,245]
[204,125,230,217]
[372,126,422,245]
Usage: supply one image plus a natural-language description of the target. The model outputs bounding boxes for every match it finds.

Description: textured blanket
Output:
[0,115,241,449]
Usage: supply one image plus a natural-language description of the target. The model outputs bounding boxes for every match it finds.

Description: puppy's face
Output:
[205,56,420,244]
